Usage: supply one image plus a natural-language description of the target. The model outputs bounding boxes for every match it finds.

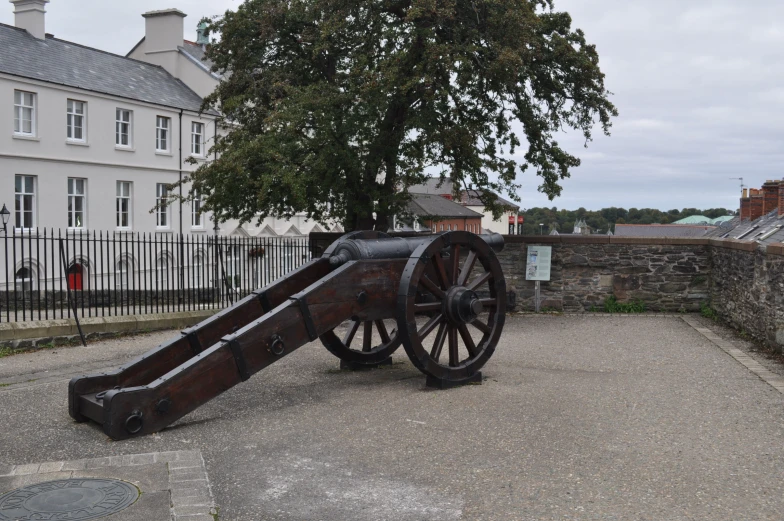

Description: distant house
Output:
[407,178,520,234]
[614,224,715,238]
[573,219,592,235]
[395,194,482,234]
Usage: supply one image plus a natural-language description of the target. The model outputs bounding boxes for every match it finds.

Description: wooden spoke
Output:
[363,321,373,352]
[375,320,391,344]
[342,320,360,346]
[470,319,491,335]
[414,302,442,313]
[457,324,479,358]
[432,252,450,290]
[430,322,448,362]
[467,271,492,291]
[418,313,444,340]
[457,251,478,286]
[478,298,497,309]
[419,275,446,300]
[448,326,460,367]
[451,244,461,285]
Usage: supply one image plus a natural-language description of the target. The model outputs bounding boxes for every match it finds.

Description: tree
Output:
[191,0,617,231]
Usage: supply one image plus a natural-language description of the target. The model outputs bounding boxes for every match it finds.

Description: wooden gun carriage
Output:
[69,230,507,440]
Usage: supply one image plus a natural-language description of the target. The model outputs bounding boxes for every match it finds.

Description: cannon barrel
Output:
[328,233,504,267]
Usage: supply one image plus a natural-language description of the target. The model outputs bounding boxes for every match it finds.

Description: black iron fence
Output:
[0,229,313,323]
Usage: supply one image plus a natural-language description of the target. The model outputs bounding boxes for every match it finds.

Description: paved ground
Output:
[1,315,784,520]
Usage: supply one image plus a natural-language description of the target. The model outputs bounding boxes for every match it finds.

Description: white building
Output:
[1,1,219,237]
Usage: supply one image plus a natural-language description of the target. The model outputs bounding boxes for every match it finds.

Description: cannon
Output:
[69,231,507,440]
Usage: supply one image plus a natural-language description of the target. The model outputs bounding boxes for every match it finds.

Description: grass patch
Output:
[0,347,13,359]
[0,383,10,388]
[700,301,719,321]
[603,295,646,313]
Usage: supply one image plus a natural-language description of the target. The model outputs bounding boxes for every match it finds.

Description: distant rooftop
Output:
[0,23,206,112]
[673,215,734,225]
[614,224,714,238]
[408,194,483,219]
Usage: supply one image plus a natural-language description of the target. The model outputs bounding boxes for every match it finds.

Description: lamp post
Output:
[539,223,544,235]
[0,204,9,234]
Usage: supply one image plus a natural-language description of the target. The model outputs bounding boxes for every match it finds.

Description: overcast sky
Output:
[3,0,782,211]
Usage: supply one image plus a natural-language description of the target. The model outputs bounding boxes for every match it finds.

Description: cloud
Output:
[1,0,781,212]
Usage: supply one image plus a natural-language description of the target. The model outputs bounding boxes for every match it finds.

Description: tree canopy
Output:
[191,0,617,231]
[520,207,735,235]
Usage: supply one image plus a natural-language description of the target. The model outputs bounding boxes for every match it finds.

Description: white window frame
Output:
[66,99,86,143]
[115,259,129,290]
[115,109,133,148]
[156,116,170,153]
[191,122,205,157]
[14,90,36,137]
[156,183,170,229]
[116,181,132,230]
[14,174,36,230]
[192,192,204,229]
[67,178,87,230]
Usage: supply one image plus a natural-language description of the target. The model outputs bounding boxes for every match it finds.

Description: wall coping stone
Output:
[0,310,216,344]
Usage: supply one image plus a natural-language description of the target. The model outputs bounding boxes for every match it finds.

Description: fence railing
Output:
[0,228,313,323]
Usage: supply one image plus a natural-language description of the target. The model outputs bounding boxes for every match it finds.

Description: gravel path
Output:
[1,315,783,520]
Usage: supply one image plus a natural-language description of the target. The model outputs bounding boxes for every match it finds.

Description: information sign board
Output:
[525,245,552,281]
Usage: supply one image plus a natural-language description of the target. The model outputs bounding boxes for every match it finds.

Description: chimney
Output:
[142,8,186,77]
[749,188,764,221]
[762,180,780,215]
[740,189,750,221]
[779,181,784,217]
[10,0,49,40]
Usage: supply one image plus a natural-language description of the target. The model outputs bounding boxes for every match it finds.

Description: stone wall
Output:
[708,240,784,350]
[311,232,784,352]
[501,236,711,312]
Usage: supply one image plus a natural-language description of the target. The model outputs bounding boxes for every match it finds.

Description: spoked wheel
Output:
[320,318,401,366]
[397,231,506,383]
[320,230,401,366]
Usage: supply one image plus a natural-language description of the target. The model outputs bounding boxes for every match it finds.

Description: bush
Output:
[603,295,646,313]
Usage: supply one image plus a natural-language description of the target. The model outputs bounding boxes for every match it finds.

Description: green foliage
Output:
[700,301,718,321]
[692,275,707,286]
[521,206,734,235]
[188,0,617,230]
[0,346,12,359]
[603,295,646,314]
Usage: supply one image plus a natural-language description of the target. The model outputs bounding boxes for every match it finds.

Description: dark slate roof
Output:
[408,194,483,219]
[408,178,454,195]
[180,41,221,78]
[705,209,784,245]
[614,224,715,238]
[460,189,519,210]
[408,178,519,211]
[0,23,206,112]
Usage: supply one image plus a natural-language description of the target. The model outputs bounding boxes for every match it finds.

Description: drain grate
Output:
[0,478,138,520]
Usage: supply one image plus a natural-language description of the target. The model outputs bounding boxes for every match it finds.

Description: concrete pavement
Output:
[1,315,783,520]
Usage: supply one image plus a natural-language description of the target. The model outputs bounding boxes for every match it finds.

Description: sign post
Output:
[525,245,552,312]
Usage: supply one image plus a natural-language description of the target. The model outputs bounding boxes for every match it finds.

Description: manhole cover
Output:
[0,478,138,521]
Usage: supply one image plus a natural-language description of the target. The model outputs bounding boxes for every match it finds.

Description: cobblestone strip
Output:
[164,451,217,521]
[0,450,217,521]
[682,316,784,394]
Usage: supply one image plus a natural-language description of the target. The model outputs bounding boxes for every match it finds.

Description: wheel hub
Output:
[445,286,482,324]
